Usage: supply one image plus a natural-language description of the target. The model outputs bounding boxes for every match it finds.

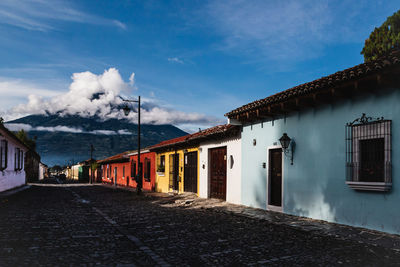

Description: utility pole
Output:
[122,96,142,194]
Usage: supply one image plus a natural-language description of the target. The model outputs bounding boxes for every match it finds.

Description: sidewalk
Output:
[0,184,31,199]
[99,182,400,252]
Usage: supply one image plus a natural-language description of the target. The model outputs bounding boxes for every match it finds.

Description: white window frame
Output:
[266,145,284,213]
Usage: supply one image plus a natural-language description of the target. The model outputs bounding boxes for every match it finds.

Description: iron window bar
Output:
[345,113,392,191]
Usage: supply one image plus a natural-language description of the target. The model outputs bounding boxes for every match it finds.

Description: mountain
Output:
[7,114,188,166]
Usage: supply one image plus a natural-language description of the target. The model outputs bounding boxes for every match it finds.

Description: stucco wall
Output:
[0,135,27,192]
[199,136,242,204]
[241,88,400,234]
[155,147,199,193]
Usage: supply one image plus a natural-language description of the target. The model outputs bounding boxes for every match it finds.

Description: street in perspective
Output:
[1,178,400,266]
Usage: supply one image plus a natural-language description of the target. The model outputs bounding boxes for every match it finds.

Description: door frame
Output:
[184,151,198,193]
[267,145,284,212]
[208,146,227,200]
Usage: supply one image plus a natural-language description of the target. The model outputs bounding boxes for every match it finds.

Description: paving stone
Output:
[1,178,400,266]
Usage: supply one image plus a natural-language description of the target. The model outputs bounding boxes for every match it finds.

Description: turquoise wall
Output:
[241,88,400,234]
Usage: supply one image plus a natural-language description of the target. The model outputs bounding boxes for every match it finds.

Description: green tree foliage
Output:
[15,129,36,151]
[361,10,400,62]
[90,161,99,172]
[0,117,4,124]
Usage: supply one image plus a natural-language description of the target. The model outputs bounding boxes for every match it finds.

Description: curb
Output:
[0,184,31,199]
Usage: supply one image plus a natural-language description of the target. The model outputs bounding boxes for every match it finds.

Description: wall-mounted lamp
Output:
[253,139,257,146]
[279,133,295,165]
[229,155,234,169]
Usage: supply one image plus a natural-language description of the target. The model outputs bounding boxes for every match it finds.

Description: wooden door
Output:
[269,148,282,207]
[184,151,198,193]
[169,154,179,190]
[209,147,227,200]
[114,167,117,186]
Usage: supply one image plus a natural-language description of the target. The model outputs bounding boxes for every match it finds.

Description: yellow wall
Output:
[155,147,199,195]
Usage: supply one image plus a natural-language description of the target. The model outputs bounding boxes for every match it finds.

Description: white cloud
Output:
[129,72,135,86]
[89,130,116,135]
[4,123,134,135]
[117,129,132,135]
[0,0,126,31]
[204,0,331,62]
[0,78,62,99]
[4,123,33,132]
[4,123,82,134]
[35,126,83,133]
[168,57,184,64]
[201,0,395,64]
[7,68,220,127]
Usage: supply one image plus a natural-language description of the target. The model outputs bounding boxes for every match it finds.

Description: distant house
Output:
[97,149,156,191]
[0,123,29,192]
[126,150,156,191]
[98,151,131,186]
[149,124,240,196]
[38,162,48,180]
[25,150,41,182]
[196,125,241,204]
[150,135,199,194]
[225,50,400,234]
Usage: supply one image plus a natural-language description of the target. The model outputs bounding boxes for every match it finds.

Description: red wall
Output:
[129,151,156,191]
[100,151,156,191]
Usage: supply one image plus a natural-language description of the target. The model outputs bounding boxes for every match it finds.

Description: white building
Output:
[0,124,29,192]
[39,162,48,180]
[198,125,242,204]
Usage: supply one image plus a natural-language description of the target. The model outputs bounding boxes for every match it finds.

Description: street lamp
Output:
[279,133,295,165]
[122,96,142,195]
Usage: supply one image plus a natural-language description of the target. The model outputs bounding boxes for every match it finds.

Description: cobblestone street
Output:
[1,179,400,266]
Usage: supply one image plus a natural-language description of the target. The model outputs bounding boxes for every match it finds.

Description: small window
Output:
[19,150,23,170]
[14,148,20,171]
[144,158,151,181]
[157,155,165,172]
[346,114,391,191]
[131,161,136,178]
[0,140,7,170]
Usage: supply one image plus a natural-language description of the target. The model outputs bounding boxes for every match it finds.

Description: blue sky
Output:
[0,0,399,132]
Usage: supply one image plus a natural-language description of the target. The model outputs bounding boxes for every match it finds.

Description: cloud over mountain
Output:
[10,68,221,126]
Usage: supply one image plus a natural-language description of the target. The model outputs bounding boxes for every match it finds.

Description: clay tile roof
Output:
[225,50,400,118]
[149,124,240,151]
[147,135,190,150]
[188,124,238,141]
[97,150,133,164]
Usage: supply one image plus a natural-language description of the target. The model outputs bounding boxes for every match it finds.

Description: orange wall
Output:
[100,151,156,191]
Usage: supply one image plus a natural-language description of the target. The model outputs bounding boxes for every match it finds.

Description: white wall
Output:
[39,163,46,180]
[199,135,241,204]
[0,134,27,192]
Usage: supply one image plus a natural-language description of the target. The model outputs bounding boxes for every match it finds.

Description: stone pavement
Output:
[0,179,400,266]
[103,182,400,252]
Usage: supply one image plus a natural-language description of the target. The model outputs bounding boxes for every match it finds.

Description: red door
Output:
[209,147,227,200]
[184,151,198,193]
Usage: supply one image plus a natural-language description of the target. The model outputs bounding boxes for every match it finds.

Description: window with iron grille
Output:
[144,158,151,181]
[0,140,7,171]
[345,113,391,191]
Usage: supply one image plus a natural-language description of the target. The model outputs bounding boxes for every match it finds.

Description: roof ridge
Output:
[225,49,400,117]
